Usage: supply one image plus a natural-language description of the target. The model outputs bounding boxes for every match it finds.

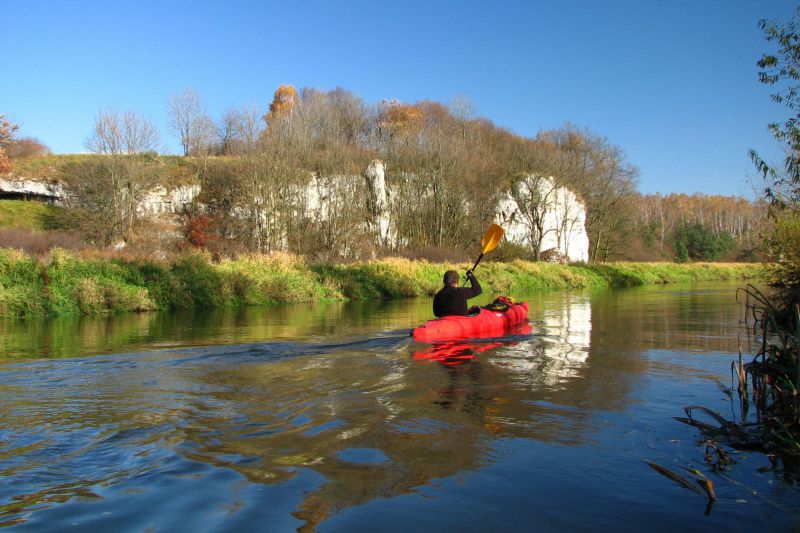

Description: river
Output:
[0,281,797,530]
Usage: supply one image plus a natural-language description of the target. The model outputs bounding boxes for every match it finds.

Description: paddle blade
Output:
[481,224,504,254]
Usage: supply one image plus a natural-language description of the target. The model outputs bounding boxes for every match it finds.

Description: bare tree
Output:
[168,88,215,156]
[449,95,476,143]
[218,108,241,155]
[509,175,560,260]
[237,104,264,154]
[87,109,159,155]
[71,109,162,244]
[542,125,639,261]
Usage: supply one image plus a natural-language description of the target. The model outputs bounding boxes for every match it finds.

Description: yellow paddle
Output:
[466,223,504,279]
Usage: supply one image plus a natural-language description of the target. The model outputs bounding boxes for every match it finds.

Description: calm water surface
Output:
[1,282,798,530]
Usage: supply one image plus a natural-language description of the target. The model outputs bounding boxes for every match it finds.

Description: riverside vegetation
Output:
[644,10,800,493]
[0,247,762,318]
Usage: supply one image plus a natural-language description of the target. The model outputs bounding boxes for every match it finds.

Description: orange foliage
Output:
[0,114,18,173]
[182,214,217,248]
[266,84,297,123]
[378,100,423,133]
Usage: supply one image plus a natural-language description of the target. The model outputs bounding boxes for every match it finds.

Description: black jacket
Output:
[433,272,482,317]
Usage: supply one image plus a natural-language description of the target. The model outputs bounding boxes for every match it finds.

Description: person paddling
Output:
[433,269,482,317]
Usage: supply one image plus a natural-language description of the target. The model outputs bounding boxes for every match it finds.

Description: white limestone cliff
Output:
[495,175,589,263]
[363,160,393,248]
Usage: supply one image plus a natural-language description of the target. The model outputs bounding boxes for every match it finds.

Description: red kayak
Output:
[411,302,529,342]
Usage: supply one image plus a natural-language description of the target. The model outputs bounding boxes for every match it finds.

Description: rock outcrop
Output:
[495,175,589,263]
[137,185,201,216]
[363,160,393,247]
[0,177,64,204]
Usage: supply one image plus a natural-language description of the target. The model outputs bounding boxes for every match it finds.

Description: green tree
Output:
[752,8,800,285]
[672,223,733,262]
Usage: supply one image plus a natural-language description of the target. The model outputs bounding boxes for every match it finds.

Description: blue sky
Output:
[3,0,796,197]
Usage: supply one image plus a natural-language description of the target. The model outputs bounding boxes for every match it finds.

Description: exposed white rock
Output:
[495,175,589,263]
[304,162,397,251]
[0,177,65,205]
[363,160,394,247]
[137,185,201,216]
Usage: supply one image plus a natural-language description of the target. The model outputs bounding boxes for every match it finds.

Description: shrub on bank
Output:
[311,258,441,299]
[45,249,158,314]
[0,248,47,316]
[0,248,766,318]
[220,253,337,304]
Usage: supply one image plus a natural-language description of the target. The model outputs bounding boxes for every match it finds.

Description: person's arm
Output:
[464,269,482,298]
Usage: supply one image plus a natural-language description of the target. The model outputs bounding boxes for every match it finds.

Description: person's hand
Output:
[466,269,475,278]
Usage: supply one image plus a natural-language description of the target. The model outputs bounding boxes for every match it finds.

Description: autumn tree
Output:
[5,137,50,159]
[193,85,651,261]
[628,193,766,261]
[265,84,298,124]
[376,99,423,147]
[0,115,19,173]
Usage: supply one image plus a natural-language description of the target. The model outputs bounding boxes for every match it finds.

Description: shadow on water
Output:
[0,282,797,530]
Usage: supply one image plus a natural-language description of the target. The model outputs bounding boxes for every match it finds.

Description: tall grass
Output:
[0,248,765,318]
[0,249,47,316]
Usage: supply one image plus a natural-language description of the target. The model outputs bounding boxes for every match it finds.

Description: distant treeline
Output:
[628,193,766,262]
[1,88,764,262]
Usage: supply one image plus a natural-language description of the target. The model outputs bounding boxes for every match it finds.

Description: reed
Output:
[673,284,800,478]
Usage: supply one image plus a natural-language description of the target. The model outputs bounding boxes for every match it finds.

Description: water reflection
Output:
[494,294,591,386]
[0,282,794,530]
[0,299,432,359]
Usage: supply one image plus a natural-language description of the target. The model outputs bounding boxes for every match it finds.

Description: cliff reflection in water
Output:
[494,294,591,386]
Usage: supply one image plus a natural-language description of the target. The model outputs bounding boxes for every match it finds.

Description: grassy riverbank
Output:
[0,248,765,318]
